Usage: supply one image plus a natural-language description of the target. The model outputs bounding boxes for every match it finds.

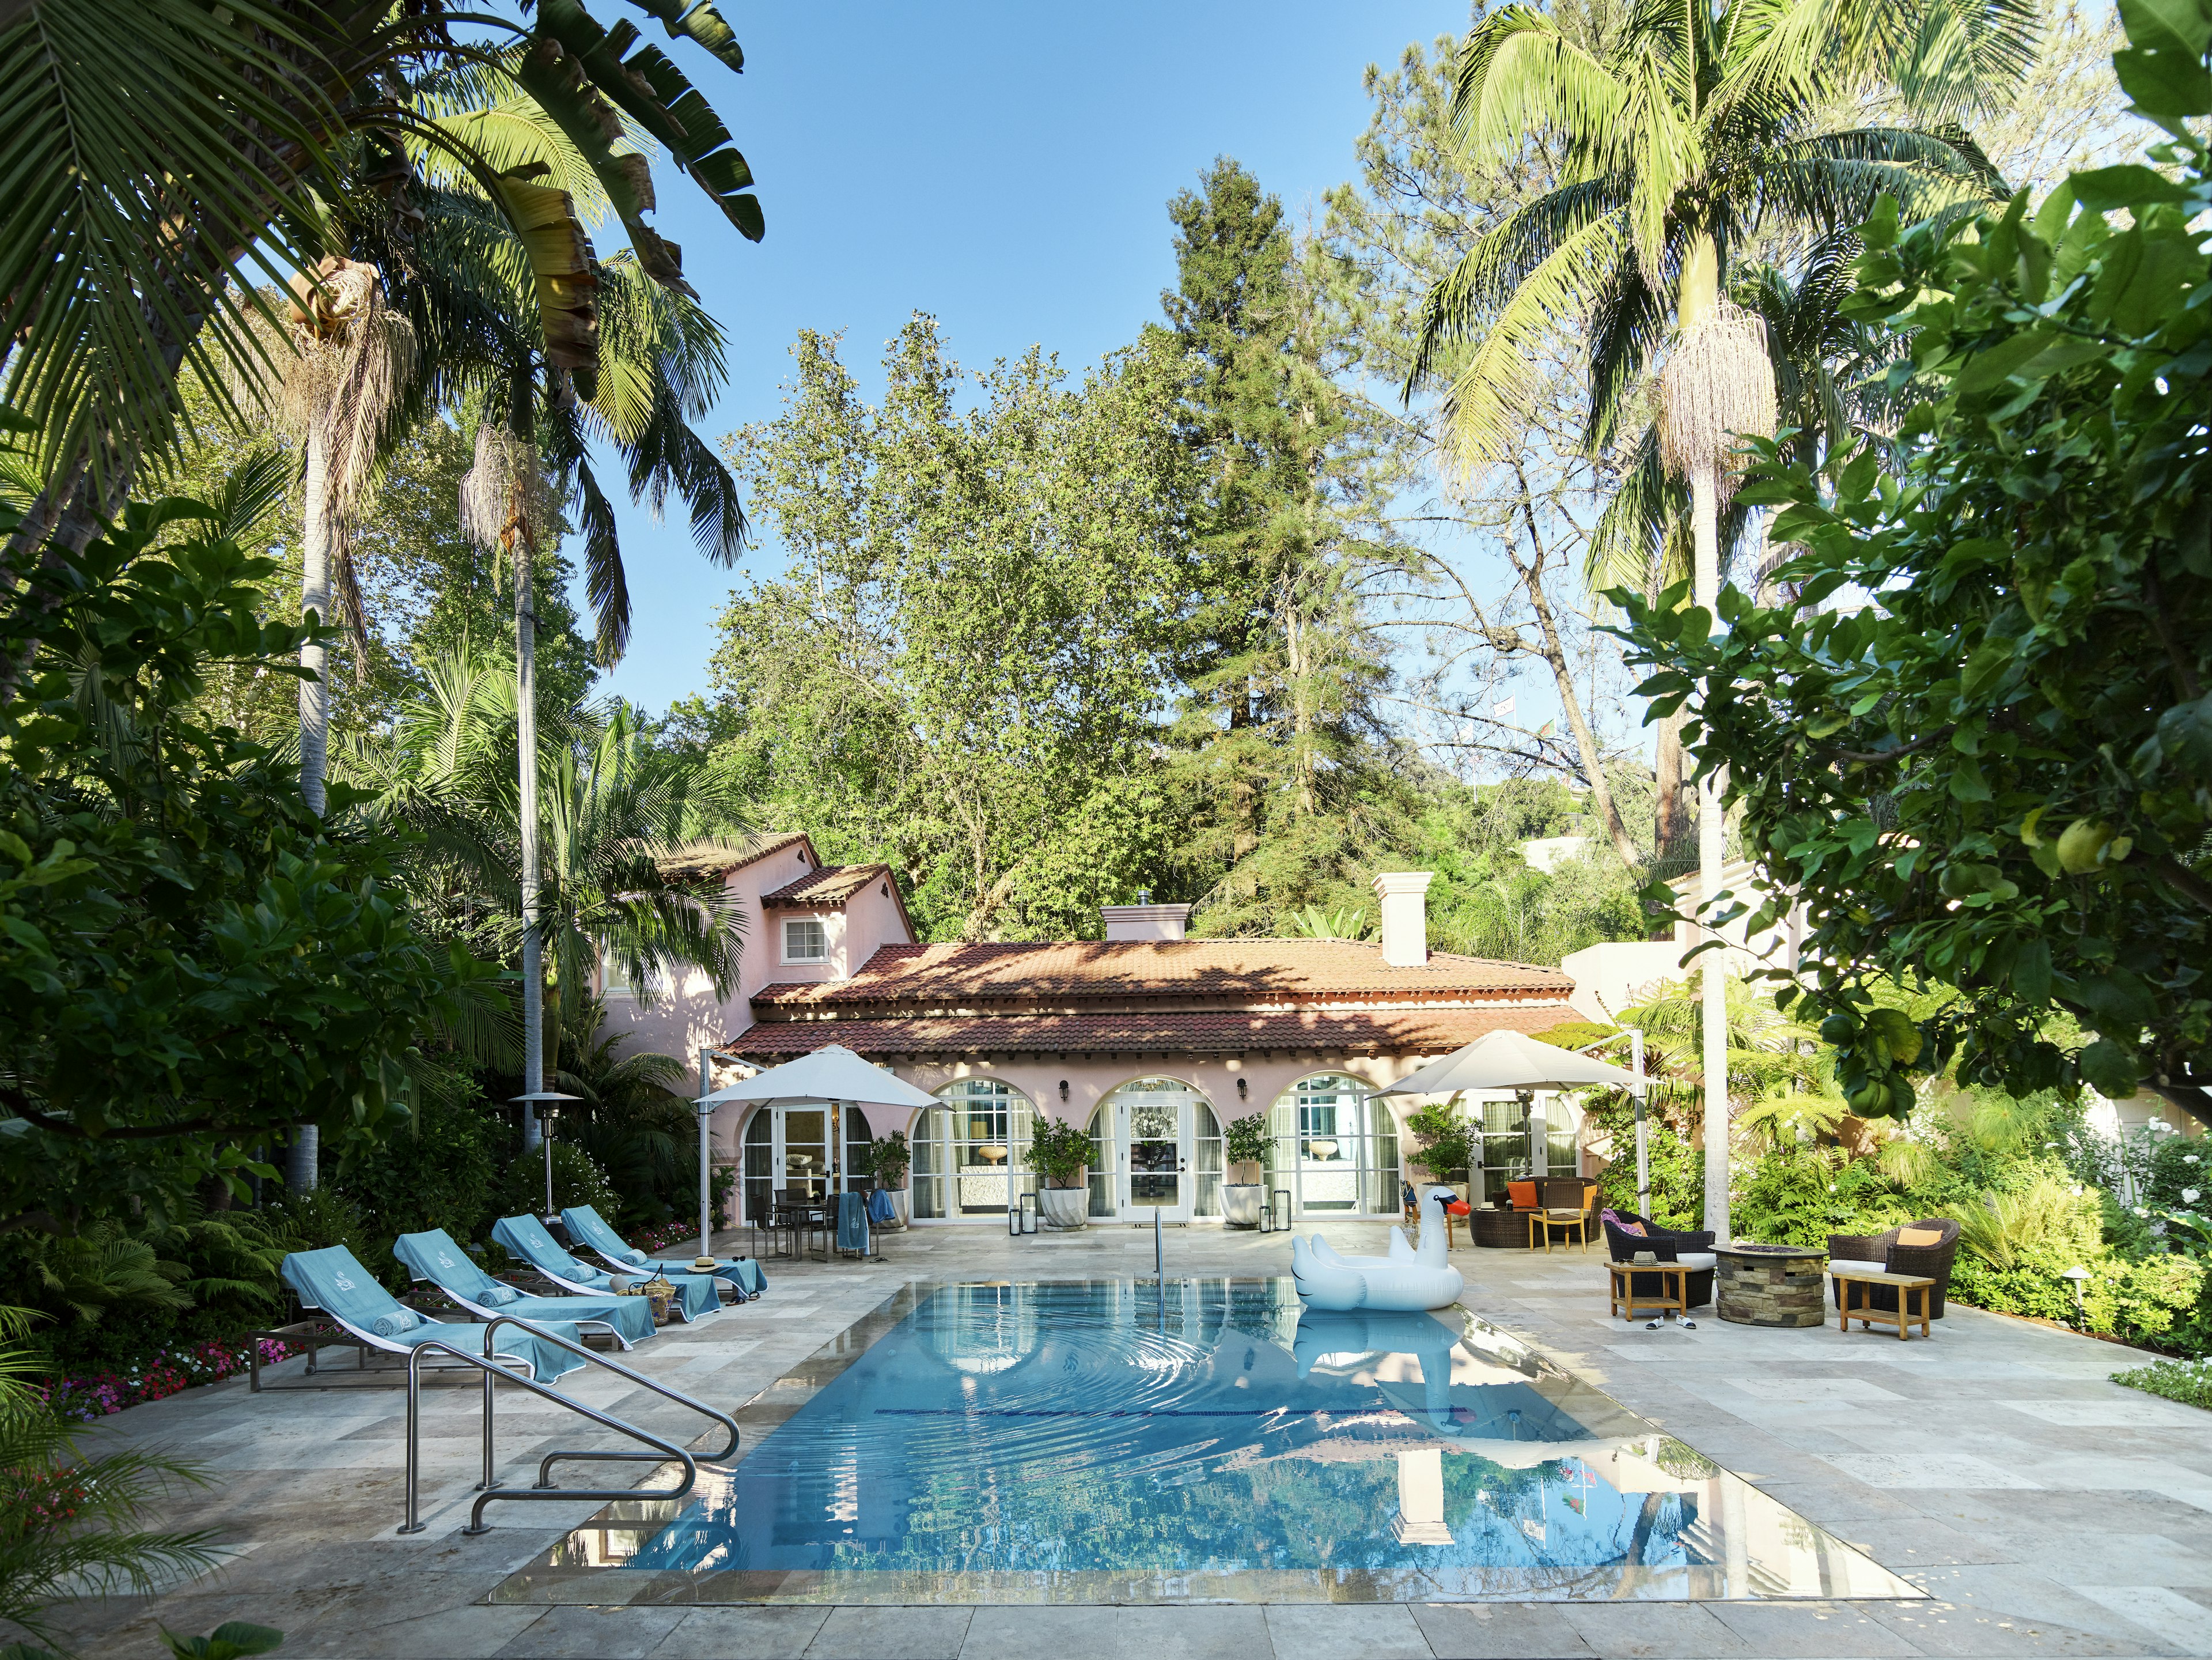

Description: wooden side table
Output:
[1830,1269,1936,1340]
[1608,1260,1687,1324]
[1532,1207,1591,1253]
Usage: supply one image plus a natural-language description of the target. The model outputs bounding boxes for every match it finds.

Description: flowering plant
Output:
[38,1336,294,1423]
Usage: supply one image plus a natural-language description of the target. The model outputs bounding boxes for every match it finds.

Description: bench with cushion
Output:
[1601,1209,1717,1309]
[1827,1218,1960,1317]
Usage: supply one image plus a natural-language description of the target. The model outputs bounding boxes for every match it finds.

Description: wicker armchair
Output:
[1827,1217,1961,1317]
[1601,1212,1716,1309]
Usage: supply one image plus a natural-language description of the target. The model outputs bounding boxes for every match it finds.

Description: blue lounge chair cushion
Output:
[558,1205,764,1301]
[496,1215,720,1321]
[279,1246,584,1379]
[393,1228,658,1347]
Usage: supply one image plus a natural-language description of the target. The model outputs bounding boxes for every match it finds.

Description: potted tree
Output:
[868,1130,911,1229]
[1404,1098,1477,1208]
[1028,1116,1093,1230]
[1221,1113,1270,1227]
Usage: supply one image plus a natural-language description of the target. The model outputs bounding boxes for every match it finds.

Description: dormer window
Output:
[783,917,828,963]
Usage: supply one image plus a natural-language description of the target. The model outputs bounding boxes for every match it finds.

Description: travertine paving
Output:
[37,1220,2212,1659]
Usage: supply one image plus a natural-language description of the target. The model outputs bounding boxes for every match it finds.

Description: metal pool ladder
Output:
[397,1316,738,1537]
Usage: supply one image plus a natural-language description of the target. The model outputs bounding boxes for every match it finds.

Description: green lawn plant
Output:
[1222,1114,1270,1171]
[1620,0,2212,1129]
[1403,1100,1477,1182]
[1027,1118,1094,1190]
[2113,1355,2212,1412]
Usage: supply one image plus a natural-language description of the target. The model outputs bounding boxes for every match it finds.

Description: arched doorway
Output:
[1089,1078,1222,1223]
[740,1102,876,1224]
[1268,1072,1398,1217]
[911,1079,1035,1222]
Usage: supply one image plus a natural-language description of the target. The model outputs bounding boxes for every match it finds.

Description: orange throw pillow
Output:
[1895,1226,1944,1247]
[1506,1181,1539,1209]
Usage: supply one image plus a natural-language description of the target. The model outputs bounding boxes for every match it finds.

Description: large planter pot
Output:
[1037,1185,1089,1231]
[877,1186,910,1230]
[1221,1185,1264,1228]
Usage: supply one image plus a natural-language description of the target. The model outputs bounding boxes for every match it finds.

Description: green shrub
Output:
[328,1094,502,1247]
[2143,1130,2209,1213]
[1732,1147,1910,1247]
[492,1143,616,1227]
[1594,1121,1701,1229]
[2084,1253,2212,1355]
[1403,1102,1476,1179]
[1222,1114,1270,1169]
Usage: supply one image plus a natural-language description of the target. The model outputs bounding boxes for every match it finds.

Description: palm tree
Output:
[0,0,763,690]
[230,257,415,816]
[1408,0,2028,1232]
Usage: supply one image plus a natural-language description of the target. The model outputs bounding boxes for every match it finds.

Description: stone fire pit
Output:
[1714,1242,1828,1326]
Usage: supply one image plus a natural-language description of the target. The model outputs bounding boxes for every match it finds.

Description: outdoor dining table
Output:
[770,1195,833,1261]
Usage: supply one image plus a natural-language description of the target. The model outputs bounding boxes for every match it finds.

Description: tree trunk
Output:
[513,376,546,1155]
[298,425,332,816]
[1653,708,1688,863]
[1508,462,1638,867]
[1692,457,1730,1242]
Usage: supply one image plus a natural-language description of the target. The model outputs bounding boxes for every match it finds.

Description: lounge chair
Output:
[1828,1218,1961,1317]
[559,1204,767,1300]
[1600,1210,1717,1309]
[278,1245,584,1382]
[392,1228,658,1350]
[491,1213,722,1322]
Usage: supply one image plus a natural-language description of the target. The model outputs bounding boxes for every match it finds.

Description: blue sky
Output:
[580,0,1463,714]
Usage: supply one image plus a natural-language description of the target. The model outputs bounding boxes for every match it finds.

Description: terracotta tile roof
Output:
[751,938,1571,1009]
[724,1003,1581,1059]
[760,864,892,909]
[656,832,813,883]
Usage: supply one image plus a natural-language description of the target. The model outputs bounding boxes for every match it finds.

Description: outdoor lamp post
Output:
[510,1090,582,1225]
[2063,1264,2090,1324]
[692,1090,718,1271]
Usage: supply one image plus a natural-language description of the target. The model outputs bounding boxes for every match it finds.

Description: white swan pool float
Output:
[1291,1186,1470,1311]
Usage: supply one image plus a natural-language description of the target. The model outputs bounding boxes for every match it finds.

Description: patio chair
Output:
[278,1246,584,1382]
[1600,1211,1717,1309]
[490,1213,722,1322]
[1534,1177,1599,1251]
[559,1204,768,1300]
[392,1228,657,1350]
[1828,1218,1961,1317]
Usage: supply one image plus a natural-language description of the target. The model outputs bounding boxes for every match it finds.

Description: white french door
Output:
[741,1104,854,1222]
[1118,1089,1194,1223]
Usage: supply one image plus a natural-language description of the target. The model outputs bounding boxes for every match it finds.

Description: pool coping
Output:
[486,1276,1931,1608]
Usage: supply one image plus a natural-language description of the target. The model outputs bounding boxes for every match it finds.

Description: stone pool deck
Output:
[36,1220,2212,1660]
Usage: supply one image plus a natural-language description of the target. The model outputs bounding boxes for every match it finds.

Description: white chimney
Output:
[1372,871,1435,967]
[1101,902,1191,941]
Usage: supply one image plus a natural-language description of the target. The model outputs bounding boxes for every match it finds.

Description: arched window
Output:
[912,1080,1035,1220]
[1268,1072,1398,1216]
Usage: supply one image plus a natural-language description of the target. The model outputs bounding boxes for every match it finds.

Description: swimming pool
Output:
[497,1279,1919,1605]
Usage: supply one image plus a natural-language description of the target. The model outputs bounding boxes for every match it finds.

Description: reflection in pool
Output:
[501,1279,1919,1604]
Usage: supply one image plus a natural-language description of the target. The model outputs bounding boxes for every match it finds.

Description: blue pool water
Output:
[567,1280,1914,1602]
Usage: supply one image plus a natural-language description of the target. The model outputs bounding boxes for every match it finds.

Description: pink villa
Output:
[600,833,1603,1228]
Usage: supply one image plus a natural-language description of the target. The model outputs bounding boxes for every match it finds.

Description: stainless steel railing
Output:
[398,1315,738,1536]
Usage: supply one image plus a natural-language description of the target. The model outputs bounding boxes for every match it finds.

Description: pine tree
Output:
[1152,158,1398,931]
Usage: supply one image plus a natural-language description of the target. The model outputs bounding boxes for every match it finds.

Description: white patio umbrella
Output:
[690,1045,938,1268]
[1378,1029,1649,1215]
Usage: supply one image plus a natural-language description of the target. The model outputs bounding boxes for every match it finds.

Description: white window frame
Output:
[781,915,829,964]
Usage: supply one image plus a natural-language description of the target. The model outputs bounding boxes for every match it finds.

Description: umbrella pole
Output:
[542,1115,555,1223]
[1631,1028,1650,1219]
[696,1048,715,1270]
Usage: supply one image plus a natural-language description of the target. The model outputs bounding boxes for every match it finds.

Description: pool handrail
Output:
[398,1313,739,1536]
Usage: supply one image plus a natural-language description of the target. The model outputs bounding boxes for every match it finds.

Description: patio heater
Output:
[694,1049,721,1272]
[511,1090,582,1226]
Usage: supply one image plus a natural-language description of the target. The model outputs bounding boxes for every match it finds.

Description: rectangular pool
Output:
[495,1279,1919,1605]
